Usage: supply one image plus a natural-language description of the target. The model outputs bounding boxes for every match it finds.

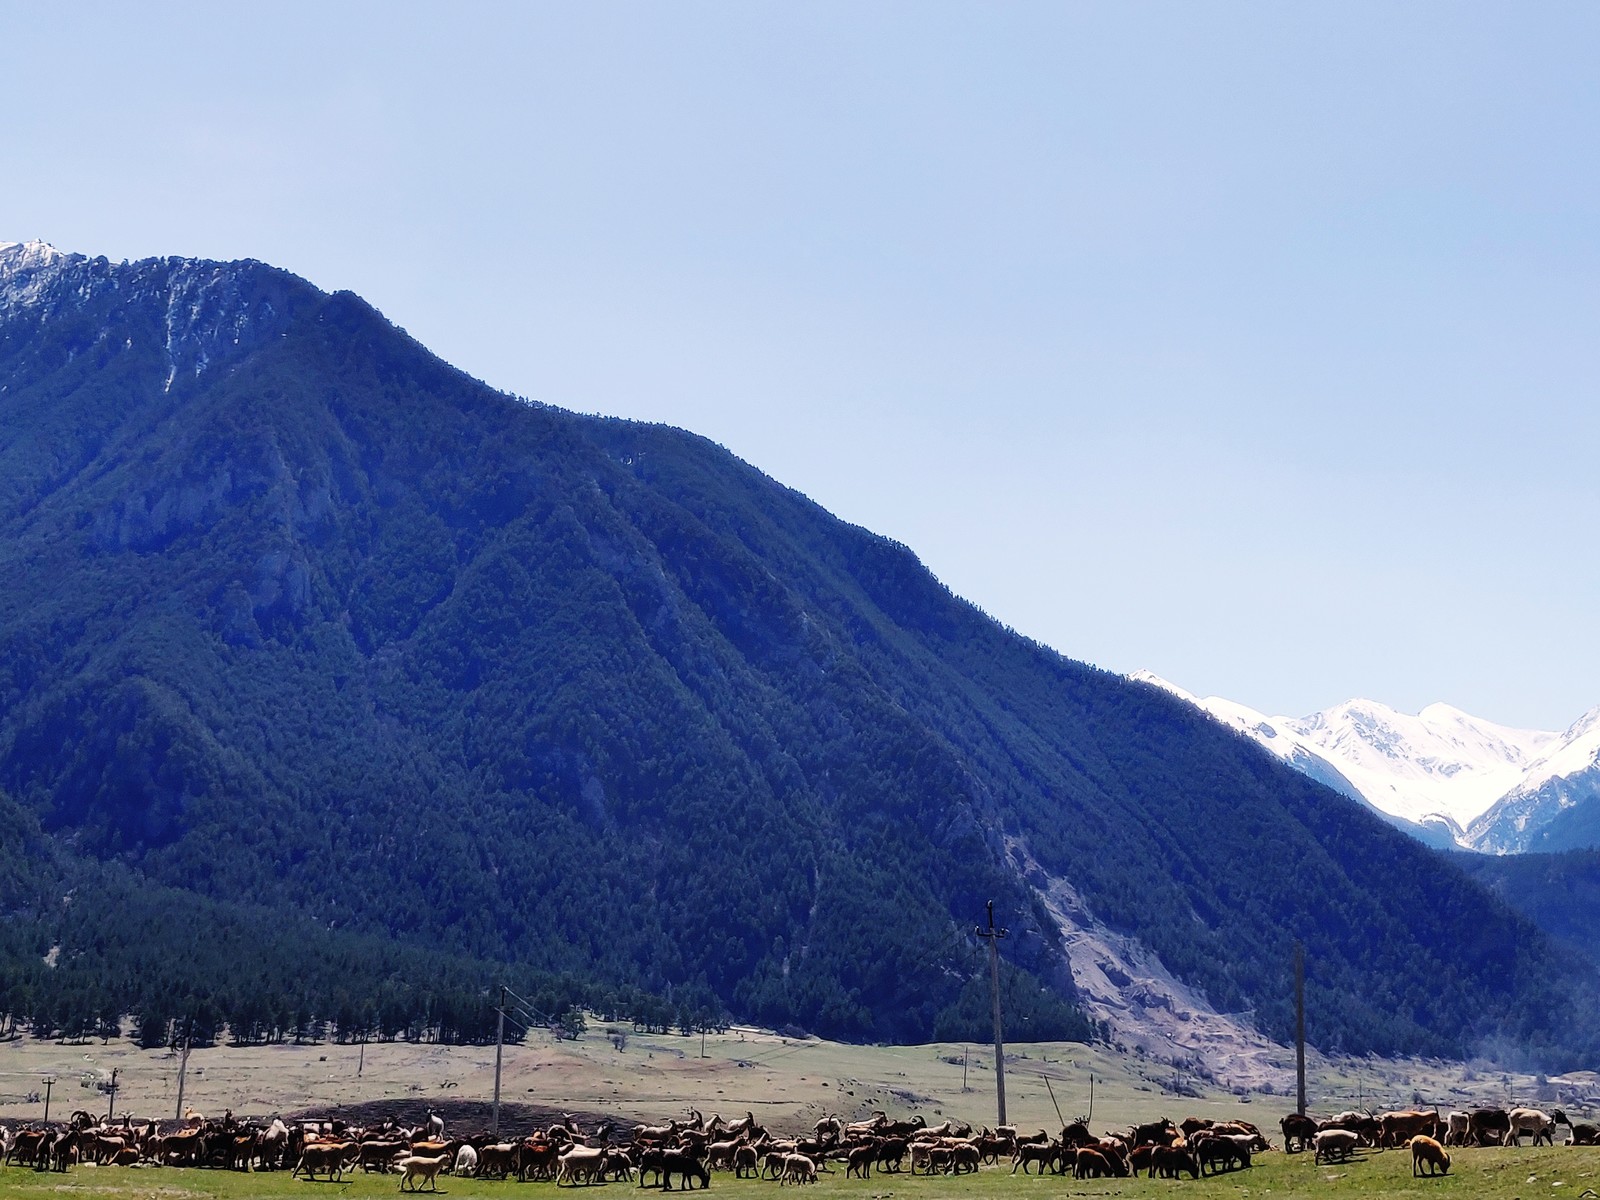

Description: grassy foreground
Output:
[4,1147,1600,1200]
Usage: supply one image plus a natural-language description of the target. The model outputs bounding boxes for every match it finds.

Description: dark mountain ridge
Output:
[0,243,1593,1063]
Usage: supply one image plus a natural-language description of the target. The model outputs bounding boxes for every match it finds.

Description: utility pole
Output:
[107,1067,119,1121]
[175,1021,192,1122]
[976,900,1008,1125]
[1295,941,1307,1116]
[42,1076,54,1123]
[492,986,506,1137]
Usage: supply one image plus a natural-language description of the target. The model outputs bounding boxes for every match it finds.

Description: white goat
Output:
[398,1153,451,1192]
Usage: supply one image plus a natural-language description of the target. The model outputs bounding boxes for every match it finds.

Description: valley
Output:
[0,242,1596,1077]
[0,1023,1594,1137]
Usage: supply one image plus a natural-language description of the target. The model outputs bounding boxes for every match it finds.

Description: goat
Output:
[1153,1144,1200,1179]
[1468,1107,1510,1146]
[397,1152,451,1192]
[704,1136,743,1171]
[1194,1134,1252,1175]
[359,1140,407,1173]
[734,1143,762,1178]
[658,1149,710,1190]
[1280,1112,1317,1153]
[1380,1110,1439,1147]
[1011,1140,1059,1174]
[1131,1119,1179,1147]
[780,1152,817,1185]
[557,1144,608,1186]
[477,1142,518,1179]
[604,1148,635,1181]
[1322,1110,1382,1145]
[845,1142,876,1178]
[843,1112,887,1138]
[633,1119,683,1145]
[8,1129,47,1168]
[1073,1147,1115,1179]
[1410,1135,1450,1176]
[1508,1108,1558,1147]
[1313,1129,1359,1164]
[519,1138,559,1182]
[873,1136,907,1173]
[293,1141,356,1181]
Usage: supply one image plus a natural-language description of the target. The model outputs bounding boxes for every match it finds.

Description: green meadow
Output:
[3,1146,1598,1200]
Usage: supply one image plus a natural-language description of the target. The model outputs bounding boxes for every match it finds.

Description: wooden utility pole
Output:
[175,1022,193,1122]
[106,1067,119,1121]
[42,1076,54,1123]
[976,900,1009,1125]
[492,986,507,1137]
[1295,941,1307,1115]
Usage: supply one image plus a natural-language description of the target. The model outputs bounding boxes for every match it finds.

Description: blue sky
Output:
[6,2,1597,729]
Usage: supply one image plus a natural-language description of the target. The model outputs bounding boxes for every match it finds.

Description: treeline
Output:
[0,868,733,1051]
[0,789,1077,1051]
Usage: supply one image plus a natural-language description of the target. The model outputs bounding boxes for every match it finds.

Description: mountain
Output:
[1133,673,1600,856]
[1456,847,1600,968]
[1127,672,1462,848]
[1291,700,1556,833]
[2,240,1597,1065]
[1467,708,1600,853]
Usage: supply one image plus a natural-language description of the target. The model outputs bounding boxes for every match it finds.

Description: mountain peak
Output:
[0,240,79,311]
[1128,669,1197,704]
[1134,672,1594,848]
[0,246,326,396]
[0,239,68,268]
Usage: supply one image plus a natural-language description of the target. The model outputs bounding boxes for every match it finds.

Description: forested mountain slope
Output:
[0,243,1593,1062]
[1456,849,1600,968]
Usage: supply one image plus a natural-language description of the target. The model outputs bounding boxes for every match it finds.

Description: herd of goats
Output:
[1,1101,1595,1187]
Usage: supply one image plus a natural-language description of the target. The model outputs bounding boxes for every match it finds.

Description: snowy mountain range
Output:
[1131,671,1600,854]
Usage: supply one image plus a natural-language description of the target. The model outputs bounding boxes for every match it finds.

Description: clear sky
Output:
[5,2,1596,730]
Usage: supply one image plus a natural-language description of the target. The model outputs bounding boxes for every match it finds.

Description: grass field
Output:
[5,1023,1593,1138]
[5,1017,1599,1200]
[3,1145,1600,1200]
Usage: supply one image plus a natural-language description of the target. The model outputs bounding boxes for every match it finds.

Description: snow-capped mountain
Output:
[1131,672,1600,853]
[1466,707,1600,853]
[1288,698,1557,832]
[1127,670,1397,824]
